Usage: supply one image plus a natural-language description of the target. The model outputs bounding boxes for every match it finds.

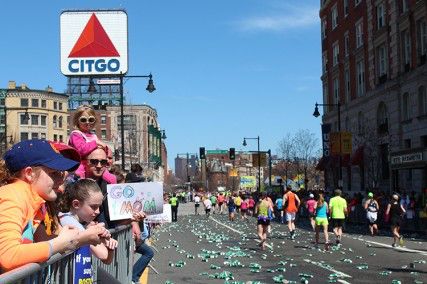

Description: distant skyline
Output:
[0,1,323,171]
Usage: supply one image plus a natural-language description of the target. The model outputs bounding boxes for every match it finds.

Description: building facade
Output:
[319,0,427,193]
[0,81,69,154]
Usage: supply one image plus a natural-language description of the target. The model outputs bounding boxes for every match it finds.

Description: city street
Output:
[148,202,427,284]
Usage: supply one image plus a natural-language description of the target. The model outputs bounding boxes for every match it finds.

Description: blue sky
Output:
[1,0,322,171]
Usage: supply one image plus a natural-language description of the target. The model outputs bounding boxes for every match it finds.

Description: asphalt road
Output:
[147,202,427,284]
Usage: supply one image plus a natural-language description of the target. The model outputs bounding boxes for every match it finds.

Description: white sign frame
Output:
[60,10,128,76]
[106,182,164,221]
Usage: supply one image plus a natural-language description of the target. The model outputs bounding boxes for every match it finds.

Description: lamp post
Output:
[313,101,342,188]
[243,136,261,193]
[119,73,156,170]
[87,73,156,171]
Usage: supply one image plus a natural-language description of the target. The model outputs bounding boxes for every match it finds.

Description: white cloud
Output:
[234,4,319,32]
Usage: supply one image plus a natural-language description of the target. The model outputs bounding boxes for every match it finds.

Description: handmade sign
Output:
[107,182,163,221]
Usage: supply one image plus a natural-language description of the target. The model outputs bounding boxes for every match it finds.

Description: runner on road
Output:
[364,192,379,236]
[315,193,329,250]
[329,189,347,245]
[283,187,300,239]
[256,193,271,250]
[194,194,201,215]
[210,194,217,214]
[386,193,406,247]
[227,194,236,221]
[306,193,317,231]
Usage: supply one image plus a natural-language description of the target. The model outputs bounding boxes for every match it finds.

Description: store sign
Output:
[321,124,331,157]
[391,152,423,165]
[60,10,128,76]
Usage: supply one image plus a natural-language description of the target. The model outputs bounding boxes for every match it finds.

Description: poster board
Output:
[145,204,172,223]
[106,182,163,221]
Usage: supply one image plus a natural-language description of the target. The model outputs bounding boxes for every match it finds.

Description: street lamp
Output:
[119,73,156,170]
[313,101,342,188]
[242,136,261,193]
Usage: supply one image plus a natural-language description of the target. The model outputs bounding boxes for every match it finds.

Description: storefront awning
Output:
[315,156,329,171]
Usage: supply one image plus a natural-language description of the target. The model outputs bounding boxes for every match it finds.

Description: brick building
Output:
[319,0,427,193]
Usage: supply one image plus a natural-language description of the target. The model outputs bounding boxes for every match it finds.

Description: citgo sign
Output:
[60,10,128,76]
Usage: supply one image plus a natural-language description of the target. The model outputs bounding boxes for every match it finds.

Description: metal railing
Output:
[0,225,133,284]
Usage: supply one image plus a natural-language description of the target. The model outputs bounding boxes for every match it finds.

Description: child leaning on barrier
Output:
[0,139,81,272]
[58,179,118,267]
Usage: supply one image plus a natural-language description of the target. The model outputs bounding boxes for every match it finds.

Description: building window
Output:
[31,133,38,139]
[41,133,46,140]
[377,44,387,77]
[345,116,350,131]
[53,134,57,141]
[101,115,107,125]
[53,102,57,110]
[101,129,107,139]
[356,21,363,48]
[333,42,339,66]
[21,132,29,141]
[421,135,427,147]
[332,5,338,30]
[323,83,329,107]
[58,116,63,128]
[20,98,29,107]
[31,99,39,107]
[419,85,427,115]
[20,114,29,125]
[402,30,411,69]
[41,115,47,126]
[333,77,339,105]
[41,100,47,108]
[322,52,327,74]
[344,0,349,16]
[321,18,327,40]
[402,92,410,121]
[59,135,63,142]
[344,32,349,57]
[31,115,39,125]
[345,68,350,103]
[377,3,385,29]
[358,111,364,134]
[402,0,409,13]
[417,20,427,64]
[404,139,411,149]
[59,102,63,110]
[356,59,365,96]
[377,102,388,134]
[53,115,57,128]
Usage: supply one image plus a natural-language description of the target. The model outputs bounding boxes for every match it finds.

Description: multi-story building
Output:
[0,81,69,154]
[319,0,427,193]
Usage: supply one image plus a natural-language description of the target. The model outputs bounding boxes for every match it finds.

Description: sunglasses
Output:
[79,116,96,124]
[87,159,109,166]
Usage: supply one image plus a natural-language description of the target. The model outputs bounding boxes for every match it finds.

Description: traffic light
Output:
[229,147,235,160]
[199,147,206,159]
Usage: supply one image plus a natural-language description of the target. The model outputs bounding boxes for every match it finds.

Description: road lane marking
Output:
[209,216,273,249]
[303,258,352,279]
[361,239,427,256]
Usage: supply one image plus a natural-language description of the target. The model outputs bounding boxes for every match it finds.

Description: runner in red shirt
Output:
[283,187,301,239]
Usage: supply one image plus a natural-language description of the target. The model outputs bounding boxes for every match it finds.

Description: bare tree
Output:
[277,133,295,183]
[293,129,319,190]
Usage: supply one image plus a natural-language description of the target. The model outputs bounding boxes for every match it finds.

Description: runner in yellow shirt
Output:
[329,189,348,245]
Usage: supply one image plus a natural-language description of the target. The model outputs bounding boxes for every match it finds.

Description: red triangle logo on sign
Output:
[68,13,119,58]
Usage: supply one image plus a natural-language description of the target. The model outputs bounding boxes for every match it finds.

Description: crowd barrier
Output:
[0,225,133,284]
